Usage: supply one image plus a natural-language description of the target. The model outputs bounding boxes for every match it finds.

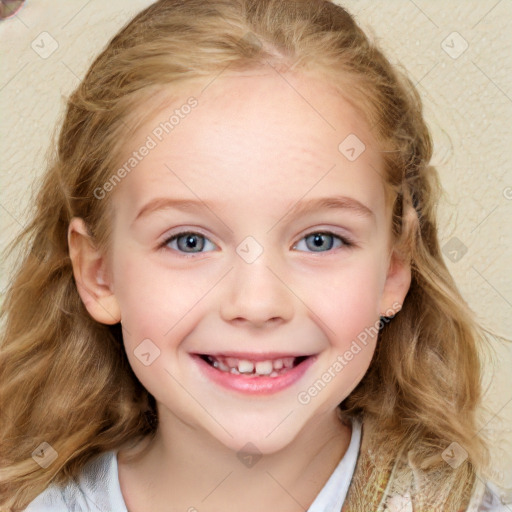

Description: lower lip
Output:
[192,355,317,395]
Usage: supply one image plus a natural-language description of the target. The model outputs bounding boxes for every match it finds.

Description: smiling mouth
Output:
[197,354,311,378]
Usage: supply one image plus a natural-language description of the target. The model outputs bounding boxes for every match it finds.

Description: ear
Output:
[379,246,411,317]
[67,217,121,325]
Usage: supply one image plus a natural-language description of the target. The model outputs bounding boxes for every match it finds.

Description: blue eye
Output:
[293,232,351,253]
[163,232,216,255]
[161,230,353,257]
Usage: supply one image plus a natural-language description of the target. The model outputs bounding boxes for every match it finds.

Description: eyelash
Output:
[159,230,355,258]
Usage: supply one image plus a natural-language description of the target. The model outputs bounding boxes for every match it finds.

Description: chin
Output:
[208,421,301,457]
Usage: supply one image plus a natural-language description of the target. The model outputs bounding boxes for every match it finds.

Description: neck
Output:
[118,408,353,512]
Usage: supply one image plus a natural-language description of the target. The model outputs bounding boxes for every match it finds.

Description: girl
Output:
[0,0,509,510]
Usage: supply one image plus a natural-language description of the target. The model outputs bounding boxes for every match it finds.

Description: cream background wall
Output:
[1,0,511,499]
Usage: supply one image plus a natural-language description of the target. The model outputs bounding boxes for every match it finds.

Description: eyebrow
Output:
[132,194,375,227]
[283,195,374,220]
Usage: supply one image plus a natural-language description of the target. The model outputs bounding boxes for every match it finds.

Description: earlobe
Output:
[67,217,121,325]
[379,247,411,317]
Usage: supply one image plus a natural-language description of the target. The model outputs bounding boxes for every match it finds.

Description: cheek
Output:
[112,252,207,347]
[302,256,384,386]
[305,258,383,336]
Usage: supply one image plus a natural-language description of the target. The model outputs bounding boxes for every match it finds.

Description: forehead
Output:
[110,70,387,222]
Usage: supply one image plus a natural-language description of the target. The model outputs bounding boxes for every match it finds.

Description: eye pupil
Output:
[305,233,333,251]
[178,233,203,252]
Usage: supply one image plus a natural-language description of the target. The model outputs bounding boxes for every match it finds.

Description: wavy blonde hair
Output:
[0,0,503,509]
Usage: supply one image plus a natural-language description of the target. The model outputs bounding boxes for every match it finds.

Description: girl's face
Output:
[70,70,410,454]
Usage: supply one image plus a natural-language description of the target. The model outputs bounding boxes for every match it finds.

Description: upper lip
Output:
[193,352,314,361]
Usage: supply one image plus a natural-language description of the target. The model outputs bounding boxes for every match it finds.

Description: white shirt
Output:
[23,417,510,511]
[25,418,362,512]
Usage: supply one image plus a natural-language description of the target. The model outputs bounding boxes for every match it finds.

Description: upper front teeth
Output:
[238,360,256,373]
[238,360,273,375]
[210,356,295,375]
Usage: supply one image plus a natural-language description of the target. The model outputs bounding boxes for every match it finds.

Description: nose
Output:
[219,250,295,328]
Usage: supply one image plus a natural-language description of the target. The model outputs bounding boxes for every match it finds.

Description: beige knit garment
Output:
[341,415,486,512]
